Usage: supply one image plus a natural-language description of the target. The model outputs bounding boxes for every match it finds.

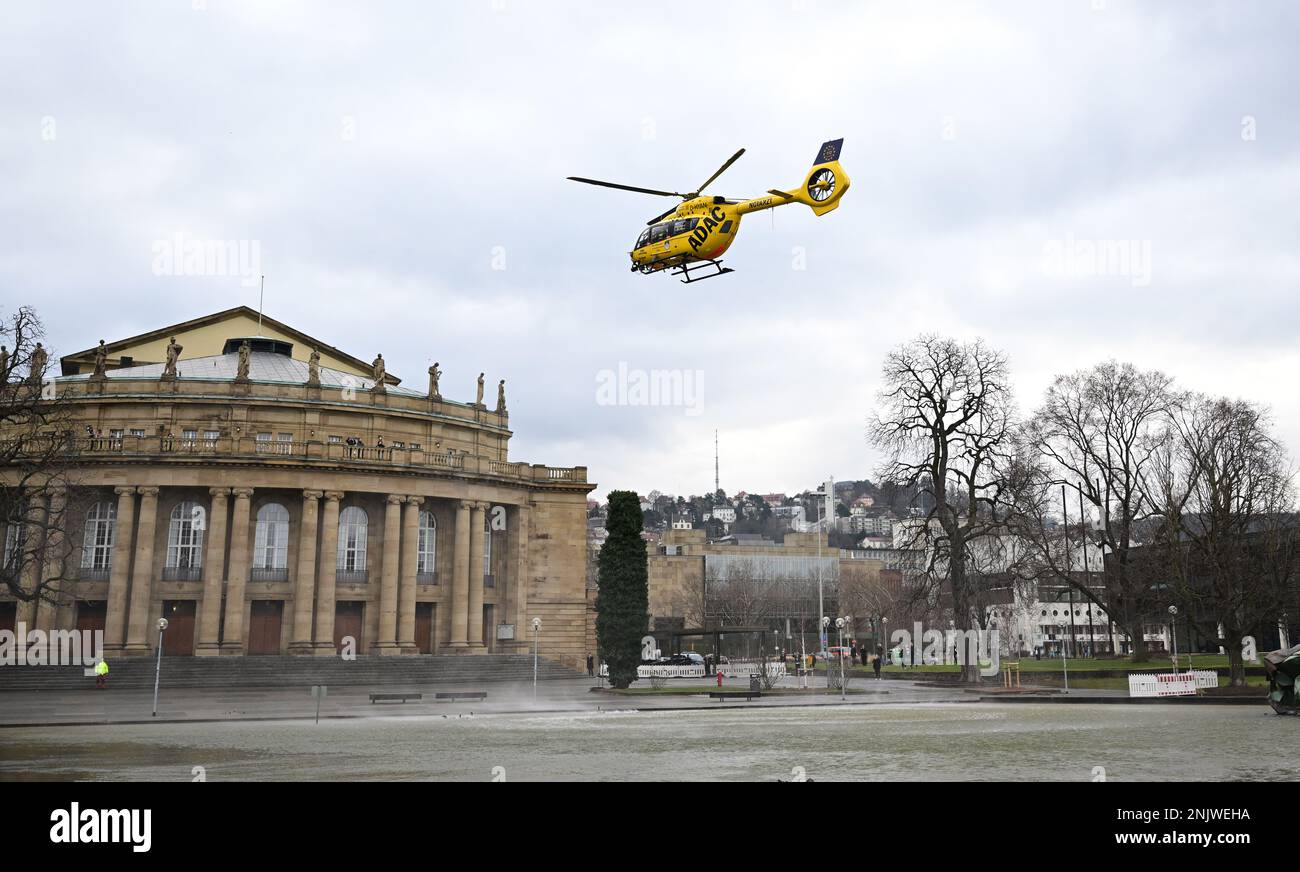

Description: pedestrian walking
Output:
[586,653,594,676]
[872,652,882,680]
[95,658,109,689]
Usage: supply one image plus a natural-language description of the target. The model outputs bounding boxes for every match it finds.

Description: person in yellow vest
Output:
[95,659,109,689]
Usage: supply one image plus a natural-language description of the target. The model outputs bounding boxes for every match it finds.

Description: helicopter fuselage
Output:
[630,197,744,271]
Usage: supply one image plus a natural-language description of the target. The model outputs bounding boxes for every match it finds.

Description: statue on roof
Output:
[371,353,386,393]
[30,342,47,383]
[91,340,108,379]
[236,340,251,381]
[162,336,182,379]
[428,362,441,399]
[307,348,321,386]
[0,345,8,383]
[475,372,485,407]
[496,379,506,414]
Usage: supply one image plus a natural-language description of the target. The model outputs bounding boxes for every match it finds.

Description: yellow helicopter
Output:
[568,139,849,282]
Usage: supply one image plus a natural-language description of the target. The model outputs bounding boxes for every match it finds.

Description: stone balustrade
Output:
[13,435,587,485]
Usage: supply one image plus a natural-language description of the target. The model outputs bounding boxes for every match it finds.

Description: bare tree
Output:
[1146,395,1299,686]
[1,306,80,611]
[869,335,1019,682]
[1018,360,1174,661]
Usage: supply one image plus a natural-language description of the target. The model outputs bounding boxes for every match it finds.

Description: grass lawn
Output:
[599,686,866,696]
[815,652,1243,676]
[1030,674,1268,691]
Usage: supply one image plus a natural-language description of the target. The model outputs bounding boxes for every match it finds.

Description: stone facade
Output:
[0,316,594,668]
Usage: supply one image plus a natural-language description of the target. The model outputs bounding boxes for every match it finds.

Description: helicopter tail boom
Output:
[736,138,850,217]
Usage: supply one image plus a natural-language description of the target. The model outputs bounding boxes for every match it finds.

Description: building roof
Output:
[58,350,427,397]
[60,305,398,383]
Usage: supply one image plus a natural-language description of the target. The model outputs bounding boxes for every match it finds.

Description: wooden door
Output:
[414,603,434,654]
[75,601,107,634]
[334,601,364,652]
[482,604,494,651]
[247,600,283,655]
[162,601,196,656]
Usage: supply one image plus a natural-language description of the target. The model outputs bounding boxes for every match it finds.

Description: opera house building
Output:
[0,307,594,667]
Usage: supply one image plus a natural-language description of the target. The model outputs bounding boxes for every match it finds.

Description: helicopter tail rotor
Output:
[792,139,850,216]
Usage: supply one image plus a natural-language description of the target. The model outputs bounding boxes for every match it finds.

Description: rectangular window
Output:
[328,435,342,444]
[81,509,115,571]
[129,429,145,438]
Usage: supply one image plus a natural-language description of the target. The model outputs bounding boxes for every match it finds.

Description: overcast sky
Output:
[3,1,1297,500]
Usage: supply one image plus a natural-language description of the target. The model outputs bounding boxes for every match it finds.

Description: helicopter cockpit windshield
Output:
[636,217,700,250]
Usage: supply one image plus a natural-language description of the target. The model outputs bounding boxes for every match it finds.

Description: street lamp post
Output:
[531,616,541,699]
[835,617,847,701]
[152,617,168,717]
[821,616,830,694]
[1058,621,1069,694]
[1168,605,1179,673]
[880,615,887,667]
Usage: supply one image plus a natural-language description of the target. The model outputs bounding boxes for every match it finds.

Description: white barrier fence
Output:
[718,660,787,681]
[1127,670,1219,697]
[598,664,705,679]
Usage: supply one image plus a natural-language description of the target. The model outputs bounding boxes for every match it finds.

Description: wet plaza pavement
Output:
[2,693,1295,782]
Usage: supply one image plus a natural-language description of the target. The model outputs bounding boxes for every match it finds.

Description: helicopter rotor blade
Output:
[566,176,684,198]
[645,205,679,226]
[693,148,745,196]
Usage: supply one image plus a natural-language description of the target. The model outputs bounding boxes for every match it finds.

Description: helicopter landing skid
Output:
[672,258,734,284]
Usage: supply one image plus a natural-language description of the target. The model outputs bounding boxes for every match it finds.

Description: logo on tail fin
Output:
[815,138,844,164]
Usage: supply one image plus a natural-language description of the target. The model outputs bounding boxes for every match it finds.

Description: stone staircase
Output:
[0,654,582,692]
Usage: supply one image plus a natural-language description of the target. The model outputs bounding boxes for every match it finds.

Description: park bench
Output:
[435,691,488,702]
[369,692,423,704]
[709,691,761,702]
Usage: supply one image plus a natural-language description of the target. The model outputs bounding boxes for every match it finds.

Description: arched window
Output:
[337,506,368,573]
[254,503,290,570]
[166,501,205,571]
[81,501,116,571]
[417,510,436,578]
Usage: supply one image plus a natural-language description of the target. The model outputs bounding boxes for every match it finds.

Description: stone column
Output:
[397,496,423,654]
[34,489,66,634]
[468,501,487,650]
[510,502,533,652]
[313,491,343,653]
[15,492,47,629]
[103,486,137,655]
[123,486,160,654]
[289,490,322,654]
[220,488,254,654]
[374,494,403,654]
[447,500,471,650]
[195,487,231,656]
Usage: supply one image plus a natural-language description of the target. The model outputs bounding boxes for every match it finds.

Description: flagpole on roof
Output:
[257,275,265,336]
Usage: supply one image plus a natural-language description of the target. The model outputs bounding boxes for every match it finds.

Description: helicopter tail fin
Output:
[793,138,850,216]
